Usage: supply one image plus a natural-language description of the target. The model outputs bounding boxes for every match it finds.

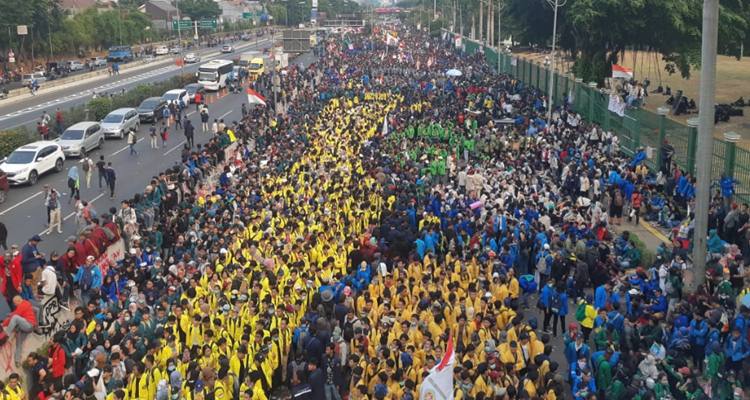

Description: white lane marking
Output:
[163,139,186,155]
[109,137,145,156]
[218,110,232,119]
[0,191,43,216]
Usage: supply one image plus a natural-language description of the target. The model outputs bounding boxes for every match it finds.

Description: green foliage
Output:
[629,232,655,268]
[179,0,221,20]
[497,0,750,82]
[0,129,33,160]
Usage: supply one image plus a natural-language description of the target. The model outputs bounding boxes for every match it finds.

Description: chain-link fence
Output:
[450,30,750,203]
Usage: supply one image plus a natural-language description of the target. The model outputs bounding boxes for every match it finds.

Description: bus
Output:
[107,46,133,62]
[198,60,234,91]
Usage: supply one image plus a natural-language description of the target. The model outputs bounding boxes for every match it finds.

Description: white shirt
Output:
[41,265,58,297]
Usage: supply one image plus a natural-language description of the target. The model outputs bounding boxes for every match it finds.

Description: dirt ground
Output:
[517,49,750,148]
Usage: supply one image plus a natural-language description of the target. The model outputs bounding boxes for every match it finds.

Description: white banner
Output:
[608,93,626,117]
[419,337,455,400]
[96,238,126,276]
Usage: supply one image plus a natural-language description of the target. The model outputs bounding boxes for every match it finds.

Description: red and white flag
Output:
[246,88,266,106]
[419,336,455,400]
[611,64,633,79]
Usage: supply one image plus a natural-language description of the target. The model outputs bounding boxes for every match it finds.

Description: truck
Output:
[247,57,265,79]
[238,51,262,68]
[274,52,289,70]
[107,46,133,62]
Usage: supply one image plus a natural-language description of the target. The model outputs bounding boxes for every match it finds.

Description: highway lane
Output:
[0,36,275,131]
[0,89,243,255]
[0,49,319,263]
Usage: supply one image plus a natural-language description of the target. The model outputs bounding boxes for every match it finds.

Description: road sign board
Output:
[198,19,217,29]
[242,12,253,19]
[172,20,192,30]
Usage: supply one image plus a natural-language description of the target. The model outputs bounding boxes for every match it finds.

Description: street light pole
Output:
[546,0,566,126]
[175,0,183,75]
[690,0,720,293]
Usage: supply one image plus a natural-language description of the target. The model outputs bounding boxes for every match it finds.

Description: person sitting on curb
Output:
[0,295,38,366]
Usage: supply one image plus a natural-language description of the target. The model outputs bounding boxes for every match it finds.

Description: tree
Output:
[497,0,750,83]
[178,0,221,20]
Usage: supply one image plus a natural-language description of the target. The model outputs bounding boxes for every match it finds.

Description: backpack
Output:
[82,160,90,172]
[550,292,562,314]
[575,303,587,322]
[614,191,623,207]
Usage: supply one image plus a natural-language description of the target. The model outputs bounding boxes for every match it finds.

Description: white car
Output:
[0,141,65,186]
[57,121,105,157]
[90,57,108,68]
[154,45,169,56]
[162,89,189,106]
[21,72,47,86]
[183,53,200,63]
[101,108,140,139]
[171,46,182,54]
[221,45,234,53]
[68,60,85,71]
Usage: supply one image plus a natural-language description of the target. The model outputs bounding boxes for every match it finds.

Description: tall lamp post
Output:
[546,0,566,126]
[690,0,720,292]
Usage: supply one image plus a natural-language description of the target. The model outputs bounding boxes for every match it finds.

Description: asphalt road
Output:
[0,36,276,131]
[0,48,318,261]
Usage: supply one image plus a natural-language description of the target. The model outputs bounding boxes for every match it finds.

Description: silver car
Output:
[101,108,140,139]
[57,122,105,157]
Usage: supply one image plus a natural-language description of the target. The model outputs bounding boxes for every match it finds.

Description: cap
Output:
[86,255,96,261]
[30,234,43,242]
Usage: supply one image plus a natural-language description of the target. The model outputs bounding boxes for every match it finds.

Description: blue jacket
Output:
[594,285,608,310]
[74,264,103,291]
[647,295,668,314]
[565,341,590,367]
[540,284,554,308]
[689,319,709,346]
[725,335,750,362]
[556,291,569,316]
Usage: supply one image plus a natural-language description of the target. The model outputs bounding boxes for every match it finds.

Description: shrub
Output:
[87,98,115,121]
[630,232,656,268]
[0,129,33,159]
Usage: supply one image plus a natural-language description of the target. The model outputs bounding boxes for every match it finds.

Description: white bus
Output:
[198,59,234,91]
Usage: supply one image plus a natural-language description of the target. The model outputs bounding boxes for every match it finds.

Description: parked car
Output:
[137,97,168,122]
[154,45,169,56]
[21,72,47,86]
[241,33,251,41]
[101,108,140,139]
[256,30,264,37]
[67,60,85,71]
[171,45,182,54]
[184,83,205,103]
[57,122,105,157]
[162,89,189,106]
[90,57,108,68]
[221,45,234,53]
[183,52,200,63]
[0,141,65,185]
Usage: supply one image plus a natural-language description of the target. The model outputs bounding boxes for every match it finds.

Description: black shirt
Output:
[96,160,106,172]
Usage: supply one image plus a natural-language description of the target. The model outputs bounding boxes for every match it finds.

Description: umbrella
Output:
[446,69,462,77]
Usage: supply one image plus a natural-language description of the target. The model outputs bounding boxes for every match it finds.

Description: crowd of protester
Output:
[0,23,748,400]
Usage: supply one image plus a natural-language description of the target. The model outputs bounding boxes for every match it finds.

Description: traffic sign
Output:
[198,19,217,29]
[172,20,192,30]
[242,12,254,19]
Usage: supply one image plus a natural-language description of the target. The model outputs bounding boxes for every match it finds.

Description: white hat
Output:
[87,368,100,378]
[543,243,550,250]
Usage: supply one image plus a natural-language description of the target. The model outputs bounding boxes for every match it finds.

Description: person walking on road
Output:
[96,156,106,189]
[55,108,64,136]
[149,123,158,149]
[162,106,171,128]
[66,166,80,204]
[175,104,183,130]
[200,106,209,133]
[105,162,116,199]
[127,128,138,156]
[160,122,169,149]
[194,92,203,111]
[80,156,94,188]
[184,118,195,148]
[45,187,62,235]
[211,118,218,135]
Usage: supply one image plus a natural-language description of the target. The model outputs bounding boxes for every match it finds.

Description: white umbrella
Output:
[446,69,462,77]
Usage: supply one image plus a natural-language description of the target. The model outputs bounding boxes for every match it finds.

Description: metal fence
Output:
[450,31,749,203]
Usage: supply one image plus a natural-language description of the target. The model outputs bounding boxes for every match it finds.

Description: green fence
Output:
[452,30,749,203]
